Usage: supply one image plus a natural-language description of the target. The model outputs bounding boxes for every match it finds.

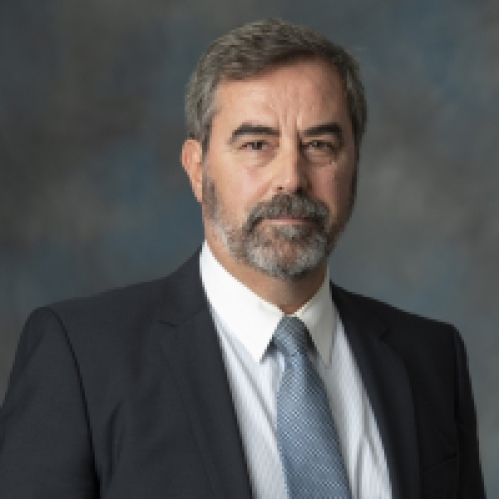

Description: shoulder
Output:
[48,277,168,332]
[10,254,202,406]
[44,251,202,335]
[20,252,201,361]
[330,282,460,356]
[330,284,474,423]
[15,278,168,379]
[332,282,454,330]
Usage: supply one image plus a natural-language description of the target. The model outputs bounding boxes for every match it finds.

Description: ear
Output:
[181,139,204,203]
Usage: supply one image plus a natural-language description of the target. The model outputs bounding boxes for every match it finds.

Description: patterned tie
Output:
[273,316,352,498]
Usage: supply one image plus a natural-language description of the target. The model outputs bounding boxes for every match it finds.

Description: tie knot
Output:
[273,316,309,358]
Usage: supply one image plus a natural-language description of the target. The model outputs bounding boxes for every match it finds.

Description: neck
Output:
[207,241,328,315]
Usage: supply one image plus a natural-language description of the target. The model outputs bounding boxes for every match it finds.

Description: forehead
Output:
[212,59,349,130]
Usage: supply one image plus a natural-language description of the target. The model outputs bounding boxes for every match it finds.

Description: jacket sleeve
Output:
[0,307,98,498]
[453,329,487,498]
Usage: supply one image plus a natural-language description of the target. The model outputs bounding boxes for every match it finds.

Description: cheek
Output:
[336,165,355,199]
[212,170,262,222]
[230,167,270,208]
[311,165,354,209]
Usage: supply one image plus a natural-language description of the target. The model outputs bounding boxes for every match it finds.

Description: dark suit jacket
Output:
[0,252,486,498]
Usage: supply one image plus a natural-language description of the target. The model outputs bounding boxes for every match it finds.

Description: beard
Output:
[202,172,352,280]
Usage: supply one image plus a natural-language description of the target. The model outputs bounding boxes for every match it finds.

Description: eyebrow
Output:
[229,123,279,144]
[301,122,343,141]
[228,121,344,144]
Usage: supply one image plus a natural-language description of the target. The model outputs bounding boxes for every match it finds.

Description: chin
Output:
[244,240,329,281]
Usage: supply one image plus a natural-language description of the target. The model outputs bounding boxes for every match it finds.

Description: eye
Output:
[241,140,268,151]
[306,140,335,152]
[303,140,338,163]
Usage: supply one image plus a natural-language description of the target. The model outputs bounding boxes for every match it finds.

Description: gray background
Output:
[1,0,497,495]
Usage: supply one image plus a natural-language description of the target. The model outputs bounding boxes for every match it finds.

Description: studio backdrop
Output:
[1,0,497,495]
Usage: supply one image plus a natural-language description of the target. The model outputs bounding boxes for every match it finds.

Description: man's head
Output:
[185,19,367,161]
[182,20,366,284]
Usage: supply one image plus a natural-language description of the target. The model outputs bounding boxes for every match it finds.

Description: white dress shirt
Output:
[199,243,392,499]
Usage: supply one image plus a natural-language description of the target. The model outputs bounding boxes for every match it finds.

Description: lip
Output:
[265,217,309,224]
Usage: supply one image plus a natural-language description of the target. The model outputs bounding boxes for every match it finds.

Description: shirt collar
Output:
[199,242,336,366]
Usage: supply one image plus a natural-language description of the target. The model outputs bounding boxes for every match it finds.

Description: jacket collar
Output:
[156,251,208,326]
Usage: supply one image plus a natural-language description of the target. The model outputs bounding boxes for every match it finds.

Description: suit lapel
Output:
[155,254,253,499]
[330,284,421,499]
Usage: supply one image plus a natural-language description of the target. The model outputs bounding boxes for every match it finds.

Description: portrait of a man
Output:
[0,16,490,499]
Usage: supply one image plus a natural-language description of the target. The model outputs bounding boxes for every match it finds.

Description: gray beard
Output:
[233,221,331,279]
[203,173,350,280]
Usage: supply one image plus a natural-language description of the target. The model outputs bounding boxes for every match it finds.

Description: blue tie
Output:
[273,316,352,498]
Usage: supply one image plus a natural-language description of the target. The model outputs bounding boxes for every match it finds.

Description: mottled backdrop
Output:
[1,0,497,495]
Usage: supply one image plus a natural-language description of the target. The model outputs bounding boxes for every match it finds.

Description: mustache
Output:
[244,193,329,232]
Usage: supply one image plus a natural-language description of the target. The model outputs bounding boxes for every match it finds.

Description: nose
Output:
[272,145,308,195]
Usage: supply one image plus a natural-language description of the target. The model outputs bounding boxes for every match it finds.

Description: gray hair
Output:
[185,19,367,160]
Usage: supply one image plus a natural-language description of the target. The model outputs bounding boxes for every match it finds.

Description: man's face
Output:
[183,59,357,280]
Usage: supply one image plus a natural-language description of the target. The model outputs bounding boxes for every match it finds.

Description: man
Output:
[0,19,485,498]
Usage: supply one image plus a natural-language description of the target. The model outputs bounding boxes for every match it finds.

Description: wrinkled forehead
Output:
[211,60,351,134]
